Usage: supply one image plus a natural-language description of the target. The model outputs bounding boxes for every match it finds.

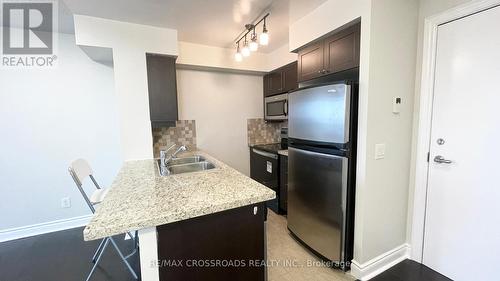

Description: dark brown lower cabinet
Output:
[157,203,266,281]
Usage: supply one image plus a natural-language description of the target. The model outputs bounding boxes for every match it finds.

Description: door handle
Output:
[434,155,452,164]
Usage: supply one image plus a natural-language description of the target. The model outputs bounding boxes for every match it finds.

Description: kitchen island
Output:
[84,151,275,281]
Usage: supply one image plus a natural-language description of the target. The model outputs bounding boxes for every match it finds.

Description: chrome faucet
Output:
[170,145,187,160]
[160,144,176,167]
[159,145,187,167]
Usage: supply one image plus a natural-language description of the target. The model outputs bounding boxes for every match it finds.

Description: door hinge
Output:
[427,152,430,162]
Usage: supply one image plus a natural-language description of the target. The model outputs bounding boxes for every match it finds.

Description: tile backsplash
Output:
[152,120,197,157]
[247,118,287,146]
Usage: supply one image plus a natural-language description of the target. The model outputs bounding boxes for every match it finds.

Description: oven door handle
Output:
[252,149,278,159]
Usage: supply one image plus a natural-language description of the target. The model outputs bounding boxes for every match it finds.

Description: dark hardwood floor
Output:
[1,228,453,281]
[368,259,452,281]
[0,227,140,281]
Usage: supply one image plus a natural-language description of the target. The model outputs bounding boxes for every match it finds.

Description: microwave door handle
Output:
[284,100,288,116]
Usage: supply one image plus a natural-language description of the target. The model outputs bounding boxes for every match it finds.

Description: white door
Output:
[424,6,500,281]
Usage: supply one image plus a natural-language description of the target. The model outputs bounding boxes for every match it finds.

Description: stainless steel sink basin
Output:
[167,155,206,166]
[157,157,216,176]
[167,161,216,175]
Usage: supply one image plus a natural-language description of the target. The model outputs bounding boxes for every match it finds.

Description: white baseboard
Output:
[350,243,411,280]
[0,215,93,243]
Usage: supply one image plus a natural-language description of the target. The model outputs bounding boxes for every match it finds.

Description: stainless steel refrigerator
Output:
[287,82,357,269]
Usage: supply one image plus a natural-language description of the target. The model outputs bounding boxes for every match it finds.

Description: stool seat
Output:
[90,188,109,205]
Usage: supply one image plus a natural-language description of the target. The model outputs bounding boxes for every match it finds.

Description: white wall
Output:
[289,0,372,51]
[176,69,263,176]
[0,32,121,230]
[358,0,419,263]
[177,41,297,73]
[73,15,178,160]
[266,43,298,71]
[177,41,267,73]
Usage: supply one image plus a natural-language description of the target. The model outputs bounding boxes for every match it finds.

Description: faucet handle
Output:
[165,144,176,153]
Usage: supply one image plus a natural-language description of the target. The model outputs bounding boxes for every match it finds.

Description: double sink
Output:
[157,155,216,176]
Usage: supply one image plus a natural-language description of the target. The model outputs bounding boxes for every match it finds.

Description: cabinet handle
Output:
[317,70,322,74]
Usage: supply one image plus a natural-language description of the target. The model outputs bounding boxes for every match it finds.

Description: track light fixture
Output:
[260,17,269,46]
[234,41,242,62]
[234,13,270,61]
[242,35,250,57]
[249,27,259,51]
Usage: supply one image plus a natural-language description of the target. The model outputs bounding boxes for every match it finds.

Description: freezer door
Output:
[287,146,348,262]
[288,84,350,144]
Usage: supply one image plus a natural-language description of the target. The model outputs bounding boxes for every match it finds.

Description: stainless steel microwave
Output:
[265,93,288,120]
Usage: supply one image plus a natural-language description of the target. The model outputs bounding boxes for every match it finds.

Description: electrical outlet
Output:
[61,197,71,208]
[375,143,386,160]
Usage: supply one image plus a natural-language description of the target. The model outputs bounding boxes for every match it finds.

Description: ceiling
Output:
[62,0,327,53]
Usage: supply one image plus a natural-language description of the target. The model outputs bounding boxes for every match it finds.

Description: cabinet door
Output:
[282,61,298,93]
[146,54,178,125]
[268,71,284,96]
[263,74,270,96]
[297,41,324,82]
[157,203,266,281]
[324,24,360,74]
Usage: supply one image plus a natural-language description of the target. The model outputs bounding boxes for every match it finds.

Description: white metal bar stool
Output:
[68,159,138,281]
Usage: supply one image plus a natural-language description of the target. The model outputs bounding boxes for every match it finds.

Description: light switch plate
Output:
[375,144,386,160]
[393,97,402,114]
[61,197,71,208]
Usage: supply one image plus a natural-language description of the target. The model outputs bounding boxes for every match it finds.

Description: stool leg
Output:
[86,238,109,281]
[110,237,138,279]
[125,231,139,260]
[92,238,106,263]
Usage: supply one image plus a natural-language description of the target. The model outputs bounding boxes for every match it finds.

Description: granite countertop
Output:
[83,151,276,241]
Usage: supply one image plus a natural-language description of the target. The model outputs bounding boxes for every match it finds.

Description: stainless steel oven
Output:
[264,93,288,120]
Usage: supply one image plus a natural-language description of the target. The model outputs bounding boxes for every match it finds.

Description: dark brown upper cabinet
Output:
[263,61,298,97]
[324,24,360,74]
[267,71,283,95]
[297,41,324,82]
[146,53,178,128]
[282,61,298,93]
[297,22,360,82]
